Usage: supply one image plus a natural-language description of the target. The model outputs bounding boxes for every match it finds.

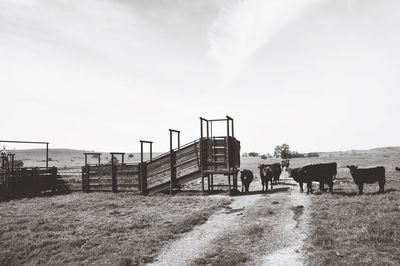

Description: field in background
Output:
[6,149,159,168]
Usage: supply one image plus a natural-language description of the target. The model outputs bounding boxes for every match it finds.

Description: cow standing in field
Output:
[288,163,337,194]
[259,164,273,192]
[269,163,282,184]
[240,170,254,192]
[281,159,290,171]
[347,165,385,195]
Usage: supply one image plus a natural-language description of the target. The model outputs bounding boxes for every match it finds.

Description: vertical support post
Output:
[231,118,234,138]
[140,140,152,195]
[98,155,100,166]
[228,174,231,196]
[170,150,176,195]
[150,143,153,161]
[178,131,180,149]
[140,141,144,194]
[169,129,180,195]
[33,167,40,196]
[46,143,49,168]
[85,165,90,192]
[111,153,117,193]
[52,166,57,193]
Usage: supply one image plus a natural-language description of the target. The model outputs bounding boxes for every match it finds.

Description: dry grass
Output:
[0,192,230,265]
[302,151,400,266]
[241,149,400,265]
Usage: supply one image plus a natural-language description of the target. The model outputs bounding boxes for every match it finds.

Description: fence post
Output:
[52,167,58,193]
[83,165,90,192]
[4,170,9,199]
[170,150,176,195]
[138,164,142,193]
[112,163,117,193]
[140,162,148,195]
[33,167,40,196]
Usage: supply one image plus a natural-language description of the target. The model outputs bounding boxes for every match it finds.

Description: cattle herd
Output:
[240,160,396,195]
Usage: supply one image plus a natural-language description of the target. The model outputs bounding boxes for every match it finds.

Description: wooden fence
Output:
[0,167,65,199]
[57,167,84,192]
[80,136,241,195]
[81,164,140,192]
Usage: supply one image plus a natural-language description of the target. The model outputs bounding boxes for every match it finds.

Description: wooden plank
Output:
[175,143,199,158]
[175,151,198,164]
[147,159,171,175]
[177,164,200,178]
[147,170,170,184]
[147,165,171,178]
[116,178,139,184]
[117,183,139,188]
[176,158,199,173]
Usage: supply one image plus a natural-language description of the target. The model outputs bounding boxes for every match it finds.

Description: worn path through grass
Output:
[151,173,312,266]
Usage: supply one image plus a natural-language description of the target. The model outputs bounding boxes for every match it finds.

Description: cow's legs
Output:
[270,180,273,191]
[358,183,363,195]
[245,183,250,192]
[299,182,304,193]
[307,182,312,194]
[328,180,334,193]
[379,180,385,193]
[319,182,324,191]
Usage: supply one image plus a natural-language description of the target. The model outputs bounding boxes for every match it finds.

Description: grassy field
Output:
[300,151,400,266]
[241,148,400,266]
[0,193,230,265]
[1,147,399,265]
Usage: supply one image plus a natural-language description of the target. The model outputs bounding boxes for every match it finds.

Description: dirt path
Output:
[149,173,311,266]
[149,194,262,266]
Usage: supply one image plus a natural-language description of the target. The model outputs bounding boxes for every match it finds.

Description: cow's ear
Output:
[355,165,358,169]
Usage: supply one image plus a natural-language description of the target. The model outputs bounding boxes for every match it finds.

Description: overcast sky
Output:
[1,0,399,154]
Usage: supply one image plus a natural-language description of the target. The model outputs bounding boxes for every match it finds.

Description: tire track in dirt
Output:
[149,195,262,266]
[149,174,311,266]
[258,182,311,266]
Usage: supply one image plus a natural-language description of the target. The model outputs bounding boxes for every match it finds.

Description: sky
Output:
[1,0,399,154]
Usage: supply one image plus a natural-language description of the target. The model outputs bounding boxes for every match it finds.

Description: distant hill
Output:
[4,149,161,168]
[4,146,399,168]
[318,146,400,157]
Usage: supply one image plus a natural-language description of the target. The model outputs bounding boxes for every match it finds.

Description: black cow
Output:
[281,159,290,171]
[347,165,385,195]
[269,163,282,184]
[288,163,337,194]
[259,164,273,192]
[395,167,400,172]
[240,170,254,192]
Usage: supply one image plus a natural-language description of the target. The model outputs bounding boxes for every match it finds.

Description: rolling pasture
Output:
[241,147,400,265]
[0,147,399,265]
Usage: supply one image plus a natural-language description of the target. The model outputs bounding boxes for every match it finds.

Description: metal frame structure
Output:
[0,140,50,168]
[199,116,238,195]
[139,140,153,195]
[83,152,101,166]
[169,129,180,195]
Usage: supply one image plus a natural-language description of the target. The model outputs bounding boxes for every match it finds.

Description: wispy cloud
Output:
[208,0,324,87]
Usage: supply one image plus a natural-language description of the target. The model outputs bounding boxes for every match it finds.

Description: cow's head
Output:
[346,165,358,173]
